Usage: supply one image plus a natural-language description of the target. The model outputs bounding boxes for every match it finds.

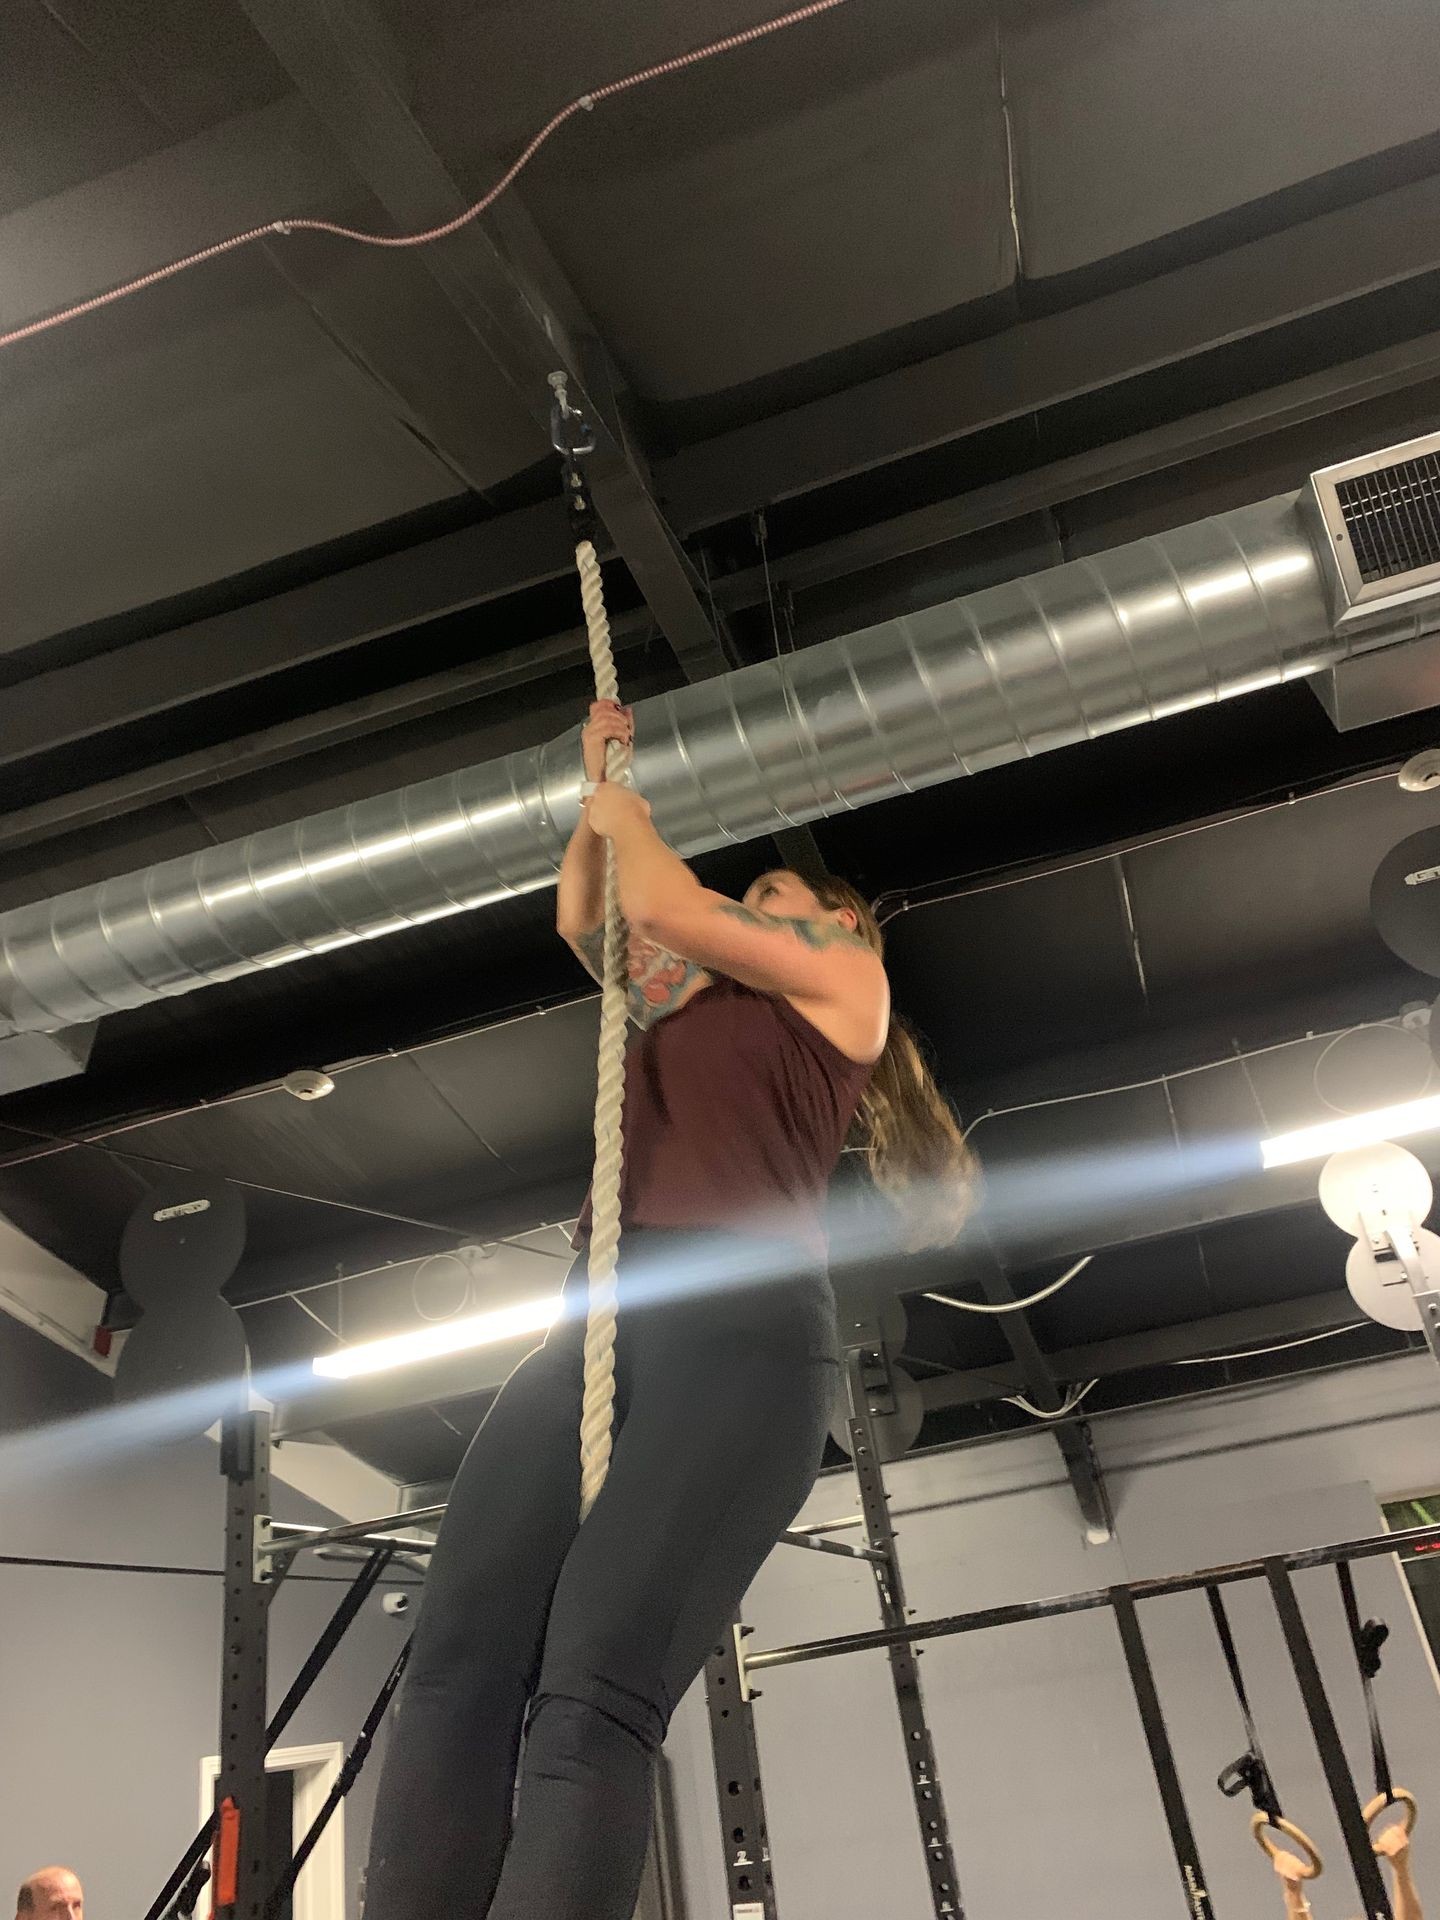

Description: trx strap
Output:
[262,1639,412,1920]
[1209,1584,1284,1824]
[1336,1561,1395,1808]
[1112,1588,1215,1920]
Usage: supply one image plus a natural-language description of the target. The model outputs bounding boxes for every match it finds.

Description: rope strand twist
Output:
[575,537,630,1519]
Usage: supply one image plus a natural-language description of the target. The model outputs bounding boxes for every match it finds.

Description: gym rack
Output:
[160,1408,1440,1920]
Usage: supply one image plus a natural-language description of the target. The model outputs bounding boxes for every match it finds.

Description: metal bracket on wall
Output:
[251,1514,277,1588]
[704,1622,778,1920]
[844,1335,966,1920]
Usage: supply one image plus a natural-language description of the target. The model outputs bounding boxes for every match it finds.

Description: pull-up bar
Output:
[262,1507,886,1567]
[743,1519,1440,1672]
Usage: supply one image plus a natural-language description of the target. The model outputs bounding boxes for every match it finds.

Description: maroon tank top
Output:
[577,978,874,1257]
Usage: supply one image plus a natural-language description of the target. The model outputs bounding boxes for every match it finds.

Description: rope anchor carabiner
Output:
[548,369,596,457]
[549,371,600,542]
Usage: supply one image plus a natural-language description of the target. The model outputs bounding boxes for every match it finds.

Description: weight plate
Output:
[119,1179,246,1304]
[114,1299,250,1427]
[1372,828,1440,977]
[1317,1143,1432,1236]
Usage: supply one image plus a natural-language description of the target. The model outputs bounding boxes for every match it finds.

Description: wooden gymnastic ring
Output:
[1363,1789,1418,1841]
[1252,1812,1324,1880]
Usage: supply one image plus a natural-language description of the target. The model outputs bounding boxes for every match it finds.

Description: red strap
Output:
[213,1796,241,1911]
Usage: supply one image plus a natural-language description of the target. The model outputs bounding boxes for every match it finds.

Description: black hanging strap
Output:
[1112,1589,1215,1920]
[1207,1585,1283,1824]
[263,1638,412,1920]
[1337,1560,1394,1806]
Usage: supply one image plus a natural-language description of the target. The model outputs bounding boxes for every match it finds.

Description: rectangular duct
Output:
[0,1023,97,1095]
[1307,429,1440,625]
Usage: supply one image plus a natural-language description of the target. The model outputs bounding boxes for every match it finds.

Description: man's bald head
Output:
[15,1868,83,1920]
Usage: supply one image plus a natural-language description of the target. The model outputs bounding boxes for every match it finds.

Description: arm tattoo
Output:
[570,926,707,1029]
[572,926,607,986]
[626,936,708,1027]
[714,902,868,950]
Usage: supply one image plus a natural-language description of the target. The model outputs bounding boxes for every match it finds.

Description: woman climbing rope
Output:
[360,697,978,1920]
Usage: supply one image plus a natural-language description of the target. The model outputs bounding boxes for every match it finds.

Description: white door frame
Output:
[198,1742,345,1920]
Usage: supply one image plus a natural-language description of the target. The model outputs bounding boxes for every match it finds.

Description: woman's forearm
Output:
[556,815,607,939]
[606,812,705,937]
[1393,1860,1423,1920]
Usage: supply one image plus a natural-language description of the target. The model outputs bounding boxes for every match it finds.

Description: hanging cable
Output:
[922,1252,1092,1316]
[1,0,850,353]
[1170,1324,1368,1367]
[1003,1377,1098,1421]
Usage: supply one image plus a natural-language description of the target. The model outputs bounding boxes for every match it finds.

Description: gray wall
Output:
[0,1316,405,1919]
[663,1353,1440,1920]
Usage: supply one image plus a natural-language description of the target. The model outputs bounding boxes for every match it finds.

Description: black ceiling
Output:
[4,0,1440,1490]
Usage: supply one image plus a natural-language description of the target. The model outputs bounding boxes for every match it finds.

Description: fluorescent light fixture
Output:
[313,1297,562,1380]
[1261,1095,1440,1170]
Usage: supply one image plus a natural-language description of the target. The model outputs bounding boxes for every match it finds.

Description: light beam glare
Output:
[0,1357,320,1490]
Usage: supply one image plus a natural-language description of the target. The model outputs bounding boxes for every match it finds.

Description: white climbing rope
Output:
[574,535,631,1519]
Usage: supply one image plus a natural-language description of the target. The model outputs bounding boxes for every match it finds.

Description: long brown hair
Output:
[809,874,980,1250]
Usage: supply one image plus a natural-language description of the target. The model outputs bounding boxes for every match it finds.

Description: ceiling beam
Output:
[0,496,571,769]
[661,169,1440,531]
[10,1,534,526]
[707,330,1440,607]
[0,614,655,855]
[15,322,1439,783]
[0,93,348,340]
[233,0,732,680]
[917,1289,1362,1412]
[966,1243,1112,1534]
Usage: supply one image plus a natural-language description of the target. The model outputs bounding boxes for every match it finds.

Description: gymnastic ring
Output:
[1251,1812,1324,1879]
[1363,1789,1418,1841]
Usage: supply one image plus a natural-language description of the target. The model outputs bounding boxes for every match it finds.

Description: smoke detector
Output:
[1399,750,1440,794]
[282,1068,335,1101]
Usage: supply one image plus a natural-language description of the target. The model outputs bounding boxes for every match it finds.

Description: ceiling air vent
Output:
[1307,430,1440,626]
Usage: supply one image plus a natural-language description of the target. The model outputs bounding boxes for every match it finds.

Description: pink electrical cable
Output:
[0,0,850,353]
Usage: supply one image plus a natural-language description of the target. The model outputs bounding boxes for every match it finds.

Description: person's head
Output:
[743,870,980,1249]
[15,1868,83,1920]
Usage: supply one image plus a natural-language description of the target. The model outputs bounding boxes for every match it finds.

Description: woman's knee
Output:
[530,1666,669,1758]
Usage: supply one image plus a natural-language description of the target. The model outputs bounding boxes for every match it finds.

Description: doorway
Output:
[197,1743,344,1920]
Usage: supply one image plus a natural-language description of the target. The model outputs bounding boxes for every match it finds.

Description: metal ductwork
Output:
[4,475,1440,1043]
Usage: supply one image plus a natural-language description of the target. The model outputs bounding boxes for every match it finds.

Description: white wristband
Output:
[581,779,600,798]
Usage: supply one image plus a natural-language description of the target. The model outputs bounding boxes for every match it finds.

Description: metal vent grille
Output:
[1308,431,1440,620]
[1334,451,1440,584]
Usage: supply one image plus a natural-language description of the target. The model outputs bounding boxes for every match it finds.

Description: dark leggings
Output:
[362,1228,838,1920]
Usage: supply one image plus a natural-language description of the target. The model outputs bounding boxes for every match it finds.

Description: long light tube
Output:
[312,1296,562,1379]
[1260,1095,1440,1170]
